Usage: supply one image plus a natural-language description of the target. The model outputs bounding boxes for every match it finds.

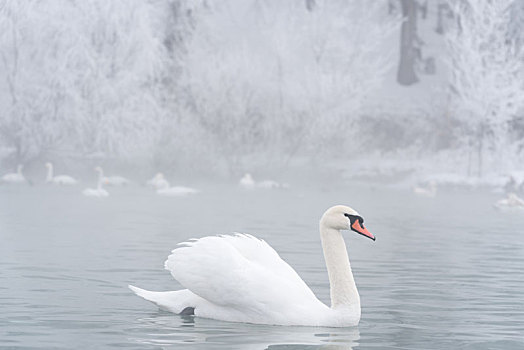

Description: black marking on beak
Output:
[344,213,375,241]
[344,213,363,224]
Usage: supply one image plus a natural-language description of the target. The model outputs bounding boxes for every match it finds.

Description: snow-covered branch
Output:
[178,0,399,166]
[445,0,524,131]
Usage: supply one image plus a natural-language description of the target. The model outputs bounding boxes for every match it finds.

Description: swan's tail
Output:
[128,285,197,314]
[129,285,157,302]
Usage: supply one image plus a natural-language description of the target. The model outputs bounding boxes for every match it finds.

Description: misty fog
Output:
[1,0,522,187]
[2,1,524,349]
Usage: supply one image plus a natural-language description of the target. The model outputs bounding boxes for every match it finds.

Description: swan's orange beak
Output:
[351,220,375,241]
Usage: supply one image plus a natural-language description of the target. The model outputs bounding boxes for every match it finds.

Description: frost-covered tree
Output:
[508,0,524,52]
[0,1,68,162]
[178,0,399,170]
[70,0,170,160]
[0,0,170,165]
[396,0,421,85]
[445,0,524,175]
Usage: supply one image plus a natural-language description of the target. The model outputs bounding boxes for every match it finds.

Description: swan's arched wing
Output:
[164,234,320,312]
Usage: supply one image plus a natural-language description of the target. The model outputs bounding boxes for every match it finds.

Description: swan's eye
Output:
[344,213,364,225]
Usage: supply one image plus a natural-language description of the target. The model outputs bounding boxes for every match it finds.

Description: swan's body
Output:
[103,175,130,186]
[45,162,78,185]
[82,167,109,197]
[2,164,26,184]
[147,173,170,190]
[156,186,199,196]
[495,192,524,210]
[257,179,286,189]
[413,181,437,197]
[129,205,375,327]
[82,187,109,197]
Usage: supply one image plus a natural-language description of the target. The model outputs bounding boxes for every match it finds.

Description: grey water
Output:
[1,182,524,349]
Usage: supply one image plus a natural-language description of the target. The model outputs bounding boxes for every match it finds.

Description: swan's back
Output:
[2,172,26,183]
[53,175,78,185]
[164,234,325,323]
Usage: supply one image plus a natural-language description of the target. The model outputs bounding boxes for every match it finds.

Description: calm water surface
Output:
[1,182,523,349]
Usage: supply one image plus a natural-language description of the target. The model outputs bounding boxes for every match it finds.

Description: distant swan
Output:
[239,173,256,189]
[239,173,287,189]
[494,192,524,210]
[147,173,170,190]
[2,164,26,184]
[413,181,437,197]
[129,205,375,327]
[82,167,109,197]
[45,162,78,185]
[156,186,199,196]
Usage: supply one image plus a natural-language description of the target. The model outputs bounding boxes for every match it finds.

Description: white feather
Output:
[132,234,327,325]
[128,285,202,314]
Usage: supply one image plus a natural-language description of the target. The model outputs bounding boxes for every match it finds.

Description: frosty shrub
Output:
[0,0,169,166]
[445,0,524,174]
[177,0,399,171]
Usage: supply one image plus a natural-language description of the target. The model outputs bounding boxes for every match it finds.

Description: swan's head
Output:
[321,205,375,241]
[45,162,52,168]
[94,166,103,174]
[156,173,164,179]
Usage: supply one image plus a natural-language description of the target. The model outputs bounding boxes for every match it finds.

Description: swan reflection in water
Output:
[131,311,360,350]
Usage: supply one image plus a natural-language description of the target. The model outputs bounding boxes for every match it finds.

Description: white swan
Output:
[239,173,287,189]
[45,162,78,185]
[2,164,26,184]
[239,173,256,189]
[82,167,109,197]
[129,205,375,327]
[156,186,199,196]
[413,181,437,197]
[147,173,170,190]
[494,192,524,210]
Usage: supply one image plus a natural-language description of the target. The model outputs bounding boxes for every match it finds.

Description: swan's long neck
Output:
[46,165,53,182]
[320,225,360,309]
